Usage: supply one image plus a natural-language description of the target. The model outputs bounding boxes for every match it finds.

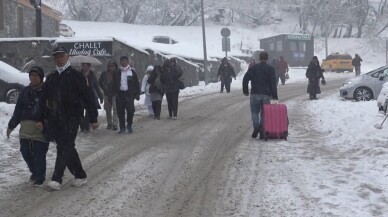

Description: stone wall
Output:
[0,0,59,38]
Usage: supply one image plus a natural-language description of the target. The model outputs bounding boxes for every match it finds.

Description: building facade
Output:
[0,0,61,38]
[259,34,314,67]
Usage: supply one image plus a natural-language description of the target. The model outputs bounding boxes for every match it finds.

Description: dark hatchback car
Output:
[0,61,29,104]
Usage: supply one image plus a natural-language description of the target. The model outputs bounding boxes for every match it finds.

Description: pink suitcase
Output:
[263,104,288,141]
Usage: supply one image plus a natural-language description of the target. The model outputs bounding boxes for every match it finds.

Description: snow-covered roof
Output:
[0,37,56,42]
[56,37,114,43]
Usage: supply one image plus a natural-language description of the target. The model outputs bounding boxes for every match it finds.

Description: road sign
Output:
[222,38,230,52]
[221,28,231,38]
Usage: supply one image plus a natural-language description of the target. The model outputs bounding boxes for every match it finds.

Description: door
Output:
[372,68,388,97]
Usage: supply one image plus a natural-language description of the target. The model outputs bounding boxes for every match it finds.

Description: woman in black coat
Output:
[306,56,325,100]
[161,59,182,119]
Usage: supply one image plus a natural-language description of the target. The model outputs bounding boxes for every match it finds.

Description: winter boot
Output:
[127,126,133,134]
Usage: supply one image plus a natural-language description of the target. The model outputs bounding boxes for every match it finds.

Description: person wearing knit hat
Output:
[7,65,49,187]
[29,66,44,82]
[141,65,154,117]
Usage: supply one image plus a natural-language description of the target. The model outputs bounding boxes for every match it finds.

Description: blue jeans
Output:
[20,139,49,182]
[250,94,270,132]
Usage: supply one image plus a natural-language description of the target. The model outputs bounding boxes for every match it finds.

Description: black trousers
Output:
[79,110,90,131]
[20,139,49,182]
[116,91,135,130]
[52,118,86,183]
[220,80,231,93]
[166,91,179,117]
[152,100,162,118]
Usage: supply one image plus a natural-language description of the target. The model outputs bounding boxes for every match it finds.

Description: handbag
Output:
[178,80,185,90]
[285,73,290,80]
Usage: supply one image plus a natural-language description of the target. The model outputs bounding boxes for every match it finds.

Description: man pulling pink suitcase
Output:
[243,51,287,140]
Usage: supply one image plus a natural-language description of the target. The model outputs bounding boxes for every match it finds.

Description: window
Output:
[0,0,4,30]
[269,42,275,51]
[290,41,297,51]
[276,40,282,51]
[298,41,306,51]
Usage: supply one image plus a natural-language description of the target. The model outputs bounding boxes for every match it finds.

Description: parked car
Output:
[0,61,29,104]
[59,23,75,37]
[152,36,178,44]
[321,53,353,72]
[340,66,388,101]
[377,82,388,113]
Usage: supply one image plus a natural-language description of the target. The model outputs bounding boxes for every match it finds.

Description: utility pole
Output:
[200,0,209,85]
[30,0,42,37]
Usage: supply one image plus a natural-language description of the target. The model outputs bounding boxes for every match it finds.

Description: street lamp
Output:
[29,0,42,37]
[200,0,209,85]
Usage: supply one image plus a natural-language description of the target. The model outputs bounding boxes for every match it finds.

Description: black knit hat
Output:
[29,66,44,82]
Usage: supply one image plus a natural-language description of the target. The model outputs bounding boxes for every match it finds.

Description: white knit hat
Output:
[146,65,154,72]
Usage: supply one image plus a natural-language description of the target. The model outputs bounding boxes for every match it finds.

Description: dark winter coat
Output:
[217,63,236,83]
[306,60,325,95]
[271,59,280,82]
[148,66,164,94]
[8,84,47,142]
[85,70,103,109]
[41,66,98,140]
[98,70,119,97]
[161,65,182,93]
[113,68,141,98]
[352,56,363,67]
[243,62,278,99]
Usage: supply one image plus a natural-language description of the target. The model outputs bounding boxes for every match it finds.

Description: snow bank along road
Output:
[1,79,345,217]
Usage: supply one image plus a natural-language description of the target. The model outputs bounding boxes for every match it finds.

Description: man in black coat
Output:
[243,52,278,139]
[113,56,141,134]
[217,58,236,93]
[42,47,99,190]
[352,54,363,76]
[306,56,325,100]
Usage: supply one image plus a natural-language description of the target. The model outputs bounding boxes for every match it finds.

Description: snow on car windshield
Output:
[0,61,29,86]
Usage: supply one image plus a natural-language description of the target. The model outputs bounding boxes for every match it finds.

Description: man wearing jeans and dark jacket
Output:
[114,56,141,134]
[243,52,278,139]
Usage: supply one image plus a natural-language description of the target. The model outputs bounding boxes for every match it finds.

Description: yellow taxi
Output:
[321,53,353,72]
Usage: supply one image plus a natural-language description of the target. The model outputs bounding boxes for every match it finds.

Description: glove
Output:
[99,98,104,104]
[135,95,140,101]
[270,99,279,104]
[234,77,236,80]
[321,79,326,85]
[6,128,12,138]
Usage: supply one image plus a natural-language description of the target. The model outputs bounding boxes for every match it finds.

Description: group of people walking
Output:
[6,46,184,190]
[6,43,356,190]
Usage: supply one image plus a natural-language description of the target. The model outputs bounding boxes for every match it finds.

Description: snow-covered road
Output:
[0,78,351,217]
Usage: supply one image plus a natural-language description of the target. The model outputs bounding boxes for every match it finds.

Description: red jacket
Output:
[278,60,289,74]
